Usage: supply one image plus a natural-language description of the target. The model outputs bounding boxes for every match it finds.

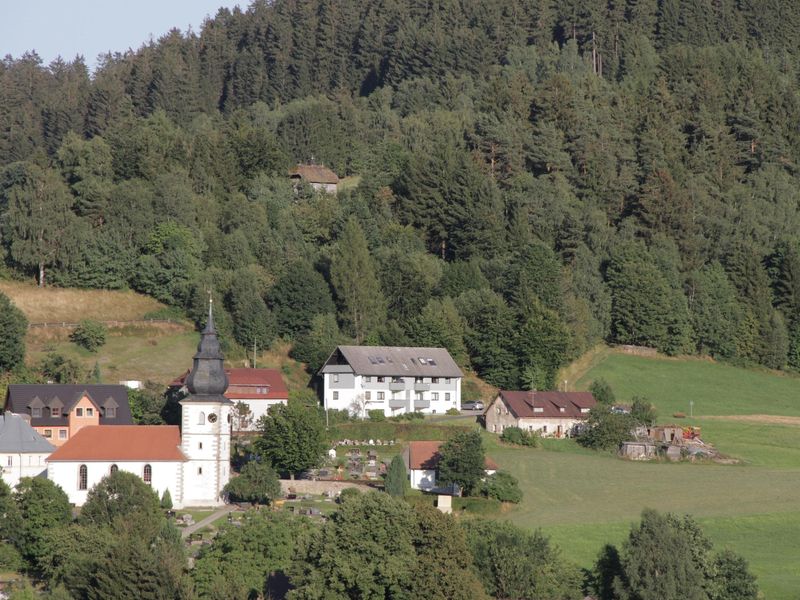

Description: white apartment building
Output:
[319,346,462,417]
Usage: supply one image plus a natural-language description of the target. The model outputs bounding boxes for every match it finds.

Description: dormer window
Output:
[51,407,61,417]
[105,407,116,418]
[559,407,565,413]
[31,407,42,418]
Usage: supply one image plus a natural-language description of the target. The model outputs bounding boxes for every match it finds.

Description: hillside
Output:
[0,280,199,384]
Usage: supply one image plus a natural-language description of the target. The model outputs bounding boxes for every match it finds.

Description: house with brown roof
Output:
[401,440,498,491]
[170,368,288,432]
[485,391,596,438]
[289,163,339,194]
[4,384,133,446]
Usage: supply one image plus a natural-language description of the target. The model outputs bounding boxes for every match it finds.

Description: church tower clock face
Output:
[208,413,218,423]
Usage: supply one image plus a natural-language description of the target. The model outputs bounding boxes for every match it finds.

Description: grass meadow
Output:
[488,350,800,599]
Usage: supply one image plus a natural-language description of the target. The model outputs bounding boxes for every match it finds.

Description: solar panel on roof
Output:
[419,358,427,364]
[410,358,417,364]
[428,358,437,365]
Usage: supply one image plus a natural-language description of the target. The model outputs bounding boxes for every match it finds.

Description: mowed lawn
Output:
[490,351,800,598]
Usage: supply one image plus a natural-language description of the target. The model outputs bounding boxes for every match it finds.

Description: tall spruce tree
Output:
[330,217,387,343]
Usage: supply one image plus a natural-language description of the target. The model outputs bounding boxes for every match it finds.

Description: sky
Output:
[1,0,244,71]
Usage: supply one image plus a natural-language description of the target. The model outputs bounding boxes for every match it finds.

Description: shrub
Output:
[368,409,386,422]
[70,319,107,352]
[338,487,361,503]
[500,426,541,447]
[480,471,523,503]
[590,377,615,404]
[160,489,173,510]
[577,405,635,451]
[445,408,461,416]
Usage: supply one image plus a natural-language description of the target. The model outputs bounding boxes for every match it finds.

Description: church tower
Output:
[179,301,232,507]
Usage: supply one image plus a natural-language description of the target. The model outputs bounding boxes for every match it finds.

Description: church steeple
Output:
[185,300,230,402]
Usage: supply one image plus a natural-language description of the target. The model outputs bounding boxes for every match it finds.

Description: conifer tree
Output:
[330,217,387,343]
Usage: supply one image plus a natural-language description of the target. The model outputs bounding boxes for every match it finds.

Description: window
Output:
[198,467,203,475]
[445,393,451,401]
[543,426,548,433]
[51,407,61,417]
[377,392,385,401]
[86,408,94,417]
[432,392,439,401]
[377,377,385,383]
[415,377,424,383]
[110,464,118,474]
[76,408,83,417]
[418,357,427,365]
[199,442,203,450]
[333,374,339,383]
[444,378,451,384]
[44,429,52,438]
[59,429,67,440]
[6,456,11,467]
[365,391,371,400]
[106,407,116,418]
[432,377,439,384]
[559,407,565,413]
[364,376,371,383]
[415,392,423,401]
[32,407,41,418]
[333,391,339,400]
[198,411,205,425]
[143,464,152,485]
[78,465,87,490]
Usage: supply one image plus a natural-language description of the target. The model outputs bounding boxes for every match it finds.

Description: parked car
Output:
[461,401,485,411]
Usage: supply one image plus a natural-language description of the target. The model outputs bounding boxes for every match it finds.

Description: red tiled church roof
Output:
[47,425,186,462]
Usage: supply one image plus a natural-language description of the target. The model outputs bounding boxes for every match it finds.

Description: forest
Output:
[2,0,800,392]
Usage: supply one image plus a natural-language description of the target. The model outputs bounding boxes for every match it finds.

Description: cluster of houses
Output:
[1,335,599,508]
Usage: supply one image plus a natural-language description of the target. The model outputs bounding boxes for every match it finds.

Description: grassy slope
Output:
[502,350,800,599]
[1,280,199,384]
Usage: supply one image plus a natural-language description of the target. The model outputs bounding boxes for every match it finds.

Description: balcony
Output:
[413,383,430,391]
[389,398,407,409]
[414,399,431,409]
[389,382,406,391]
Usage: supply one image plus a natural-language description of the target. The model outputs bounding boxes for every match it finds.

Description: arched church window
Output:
[78,465,87,490]
[198,411,205,425]
[143,464,152,484]
[110,464,118,475]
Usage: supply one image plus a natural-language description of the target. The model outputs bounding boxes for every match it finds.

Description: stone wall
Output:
[279,479,374,495]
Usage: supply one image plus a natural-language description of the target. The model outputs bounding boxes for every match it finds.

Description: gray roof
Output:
[4,384,133,427]
[183,302,232,405]
[319,346,463,378]
[0,413,55,453]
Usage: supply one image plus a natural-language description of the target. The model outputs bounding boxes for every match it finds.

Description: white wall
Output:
[236,399,287,431]
[47,460,183,507]
[409,468,437,491]
[324,373,462,417]
[1,452,49,489]
[180,401,231,507]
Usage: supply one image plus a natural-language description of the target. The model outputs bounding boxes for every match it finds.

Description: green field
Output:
[492,351,800,599]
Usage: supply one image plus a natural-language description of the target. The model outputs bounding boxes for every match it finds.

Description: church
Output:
[46,303,232,509]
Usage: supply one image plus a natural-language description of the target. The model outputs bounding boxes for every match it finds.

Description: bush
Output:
[445,408,460,416]
[368,409,386,422]
[70,319,107,352]
[338,487,362,503]
[590,378,615,404]
[389,411,425,422]
[577,405,635,451]
[480,471,523,503]
[500,426,541,447]
[160,489,173,510]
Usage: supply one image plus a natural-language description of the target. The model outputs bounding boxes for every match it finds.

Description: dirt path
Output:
[702,414,800,426]
[181,505,236,538]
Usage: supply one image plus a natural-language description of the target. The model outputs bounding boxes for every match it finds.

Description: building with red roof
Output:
[484,390,596,438]
[170,368,288,431]
[47,303,234,509]
[401,440,499,491]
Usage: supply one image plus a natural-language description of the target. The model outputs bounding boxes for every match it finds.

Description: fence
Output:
[27,318,185,329]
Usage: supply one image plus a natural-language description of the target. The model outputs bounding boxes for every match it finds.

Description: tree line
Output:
[0,473,758,600]
[1,0,800,390]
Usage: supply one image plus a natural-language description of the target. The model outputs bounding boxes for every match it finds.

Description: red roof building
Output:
[171,368,288,431]
[485,390,596,438]
[47,425,186,462]
[402,440,498,491]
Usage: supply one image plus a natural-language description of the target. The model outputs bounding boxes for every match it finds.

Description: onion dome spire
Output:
[185,298,229,401]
